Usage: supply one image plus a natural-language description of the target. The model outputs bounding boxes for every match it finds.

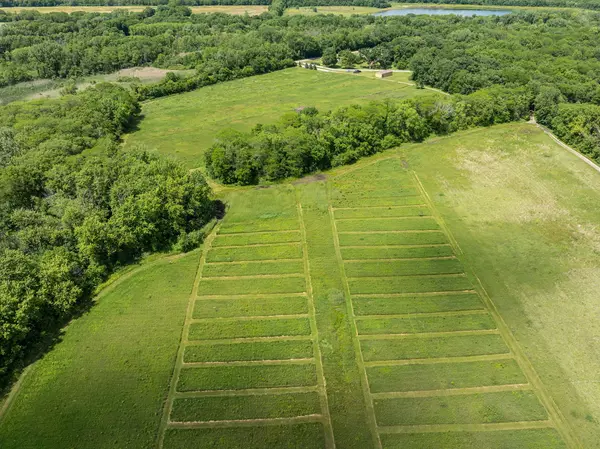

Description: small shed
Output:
[376,70,393,79]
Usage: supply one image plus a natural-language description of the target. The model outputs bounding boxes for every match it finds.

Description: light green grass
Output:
[0,252,200,449]
[347,274,473,294]
[344,258,464,277]
[163,423,325,449]
[331,196,424,208]
[170,392,321,421]
[192,296,308,319]
[333,206,430,219]
[352,293,484,315]
[177,364,317,391]
[212,231,301,246]
[341,245,453,259]
[188,317,311,340]
[219,219,299,234]
[374,391,548,426]
[206,244,303,262]
[380,428,567,449]
[336,217,440,231]
[367,359,525,392]
[338,231,448,246]
[360,334,510,361]
[203,260,304,277]
[124,68,432,168]
[197,276,306,296]
[356,313,496,335]
[183,340,314,363]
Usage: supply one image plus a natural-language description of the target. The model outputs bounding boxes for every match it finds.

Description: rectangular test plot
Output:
[184,340,314,363]
[344,259,464,277]
[219,218,300,234]
[177,364,318,391]
[374,390,548,426]
[331,195,424,208]
[360,333,510,362]
[353,294,484,316]
[170,392,321,422]
[367,358,525,393]
[197,276,306,296]
[334,206,430,219]
[336,217,440,232]
[193,296,308,319]
[207,244,303,262]
[348,274,472,295]
[342,245,454,260]
[338,232,448,247]
[188,317,311,340]
[203,260,304,277]
[355,313,496,335]
[163,423,326,449]
[212,231,301,247]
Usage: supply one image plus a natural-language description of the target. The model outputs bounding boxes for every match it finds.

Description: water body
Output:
[374,8,512,16]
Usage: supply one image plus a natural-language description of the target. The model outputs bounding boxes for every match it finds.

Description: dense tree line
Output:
[206,87,529,184]
[0,0,387,7]
[0,84,216,383]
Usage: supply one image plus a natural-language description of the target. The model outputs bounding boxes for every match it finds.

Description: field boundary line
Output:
[347,273,467,280]
[354,310,489,320]
[190,314,310,322]
[535,123,600,174]
[344,256,456,262]
[341,244,451,249]
[339,230,441,234]
[297,201,336,449]
[328,201,383,449]
[175,386,319,398]
[377,420,554,434]
[196,292,307,300]
[0,364,33,425]
[358,329,499,339]
[370,383,531,399]
[182,359,315,367]
[167,414,323,429]
[412,172,581,448]
[365,354,514,367]
[334,216,433,221]
[211,242,301,249]
[205,258,303,265]
[332,204,427,210]
[186,335,313,344]
[156,222,220,449]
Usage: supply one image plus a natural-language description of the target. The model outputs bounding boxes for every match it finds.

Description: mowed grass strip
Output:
[348,275,472,295]
[207,244,302,262]
[379,428,567,449]
[188,317,311,340]
[184,340,314,363]
[192,296,308,319]
[345,259,463,277]
[374,390,548,426]
[197,276,305,296]
[334,206,430,219]
[356,313,496,335]
[212,231,301,247]
[163,423,325,449]
[361,334,510,361]
[177,364,317,391]
[170,392,321,422]
[203,260,304,277]
[342,245,454,260]
[219,218,299,234]
[339,232,448,246]
[336,217,439,232]
[331,195,424,208]
[353,294,484,315]
[330,186,421,202]
[367,359,526,393]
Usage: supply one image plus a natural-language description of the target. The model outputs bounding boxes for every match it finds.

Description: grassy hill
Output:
[2,123,599,448]
[124,68,433,169]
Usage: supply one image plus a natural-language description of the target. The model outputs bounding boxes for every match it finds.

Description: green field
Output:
[124,68,433,168]
[2,123,600,448]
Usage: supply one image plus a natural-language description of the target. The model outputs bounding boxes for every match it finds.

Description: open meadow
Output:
[2,120,599,447]
[124,68,432,168]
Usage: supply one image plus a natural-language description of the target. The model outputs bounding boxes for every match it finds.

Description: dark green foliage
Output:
[205,89,529,184]
[0,84,215,381]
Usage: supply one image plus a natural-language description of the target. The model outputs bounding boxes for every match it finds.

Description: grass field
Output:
[2,122,599,448]
[124,68,434,168]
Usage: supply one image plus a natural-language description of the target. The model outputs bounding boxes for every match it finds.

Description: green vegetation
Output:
[352,293,484,315]
[206,244,303,262]
[355,312,496,334]
[212,230,301,246]
[0,251,200,449]
[344,258,464,276]
[183,339,314,362]
[338,231,448,246]
[197,276,306,295]
[192,295,308,318]
[347,274,473,294]
[341,245,454,259]
[203,260,304,276]
[188,317,312,340]
[336,217,440,231]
